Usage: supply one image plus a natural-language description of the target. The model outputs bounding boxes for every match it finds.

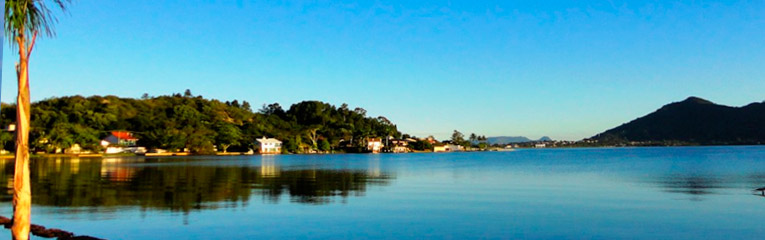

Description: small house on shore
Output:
[420,136,438,144]
[102,131,138,147]
[367,138,383,153]
[433,144,464,153]
[101,131,146,154]
[256,137,282,154]
[390,139,413,153]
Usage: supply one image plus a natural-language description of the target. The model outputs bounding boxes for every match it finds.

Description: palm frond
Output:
[4,0,70,48]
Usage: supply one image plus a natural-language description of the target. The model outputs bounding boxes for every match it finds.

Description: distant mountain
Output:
[488,136,552,145]
[591,97,765,145]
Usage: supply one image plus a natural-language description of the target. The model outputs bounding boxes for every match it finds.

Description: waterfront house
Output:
[420,136,438,144]
[390,139,412,153]
[66,144,84,154]
[433,144,447,152]
[102,131,138,147]
[367,138,383,153]
[256,137,282,154]
[434,143,464,153]
[101,131,146,154]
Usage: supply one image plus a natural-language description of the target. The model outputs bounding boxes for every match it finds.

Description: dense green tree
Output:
[478,142,488,150]
[408,140,433,151]
[215,123,242,152]
[185,127,216,154]
[318,139,331,152]
[259,103,285,117]
[46,122,74,151]
[452,130,465,144]
[0,131,13,151]
[241,101,252,112]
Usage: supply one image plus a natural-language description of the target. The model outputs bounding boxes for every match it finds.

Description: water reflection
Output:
[645,173,765,201]
[0,157,393,213]
[655,175,725,196]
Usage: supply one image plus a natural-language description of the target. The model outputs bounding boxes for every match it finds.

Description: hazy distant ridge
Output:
[487,136,552,145]
[591,97,765,145]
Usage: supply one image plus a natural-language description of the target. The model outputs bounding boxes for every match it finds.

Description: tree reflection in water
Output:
[0,157,393,213]
[656,175,725,196]
[652,173,765,200]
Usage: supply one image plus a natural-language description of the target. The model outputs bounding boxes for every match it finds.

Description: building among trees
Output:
[367,138,383,153]
[101,131,138,147]
[256,137,282,154]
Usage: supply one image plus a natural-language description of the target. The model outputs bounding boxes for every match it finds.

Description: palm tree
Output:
[5,1,69,239]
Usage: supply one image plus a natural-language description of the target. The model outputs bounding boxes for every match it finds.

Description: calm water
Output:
[1,146,764,239]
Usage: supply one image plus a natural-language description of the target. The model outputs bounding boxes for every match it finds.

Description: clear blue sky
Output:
[2,0,764,140]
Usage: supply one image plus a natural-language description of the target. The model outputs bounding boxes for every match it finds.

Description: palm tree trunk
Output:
[12,33,33,240]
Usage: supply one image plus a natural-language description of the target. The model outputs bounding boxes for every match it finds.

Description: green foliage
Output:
[477,142,488,150]
[451,130,466,145]
[0,94,404,153]
[215,123,242,152]
[451,130,464,143]
[5,0,69,45]
[0,130,12,151]
[408,140,433,151]
[318,139,331,152]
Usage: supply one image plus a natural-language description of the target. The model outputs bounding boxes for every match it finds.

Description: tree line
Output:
[0,91,402,154]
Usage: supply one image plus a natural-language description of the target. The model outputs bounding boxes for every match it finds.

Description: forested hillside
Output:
[591,97,765,145]
[0,91,401,154]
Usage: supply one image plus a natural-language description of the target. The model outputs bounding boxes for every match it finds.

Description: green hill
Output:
[590,97,765,145]
[0,92,401,154]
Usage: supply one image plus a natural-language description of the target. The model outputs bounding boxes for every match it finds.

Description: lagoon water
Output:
[1,146,764,239]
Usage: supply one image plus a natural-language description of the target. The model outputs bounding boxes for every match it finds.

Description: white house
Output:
[101,131,138,147]
[256,137,282,154]
[433,144,464,153]
[367,138,383,153]
[390,139,412,153]
[101,131,145,154]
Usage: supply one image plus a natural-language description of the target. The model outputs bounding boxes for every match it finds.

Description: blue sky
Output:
[2,0,764,140]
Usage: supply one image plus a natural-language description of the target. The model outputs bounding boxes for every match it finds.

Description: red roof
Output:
[111,131,138,140]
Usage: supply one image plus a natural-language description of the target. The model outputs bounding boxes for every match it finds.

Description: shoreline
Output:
[0,144,762,160]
